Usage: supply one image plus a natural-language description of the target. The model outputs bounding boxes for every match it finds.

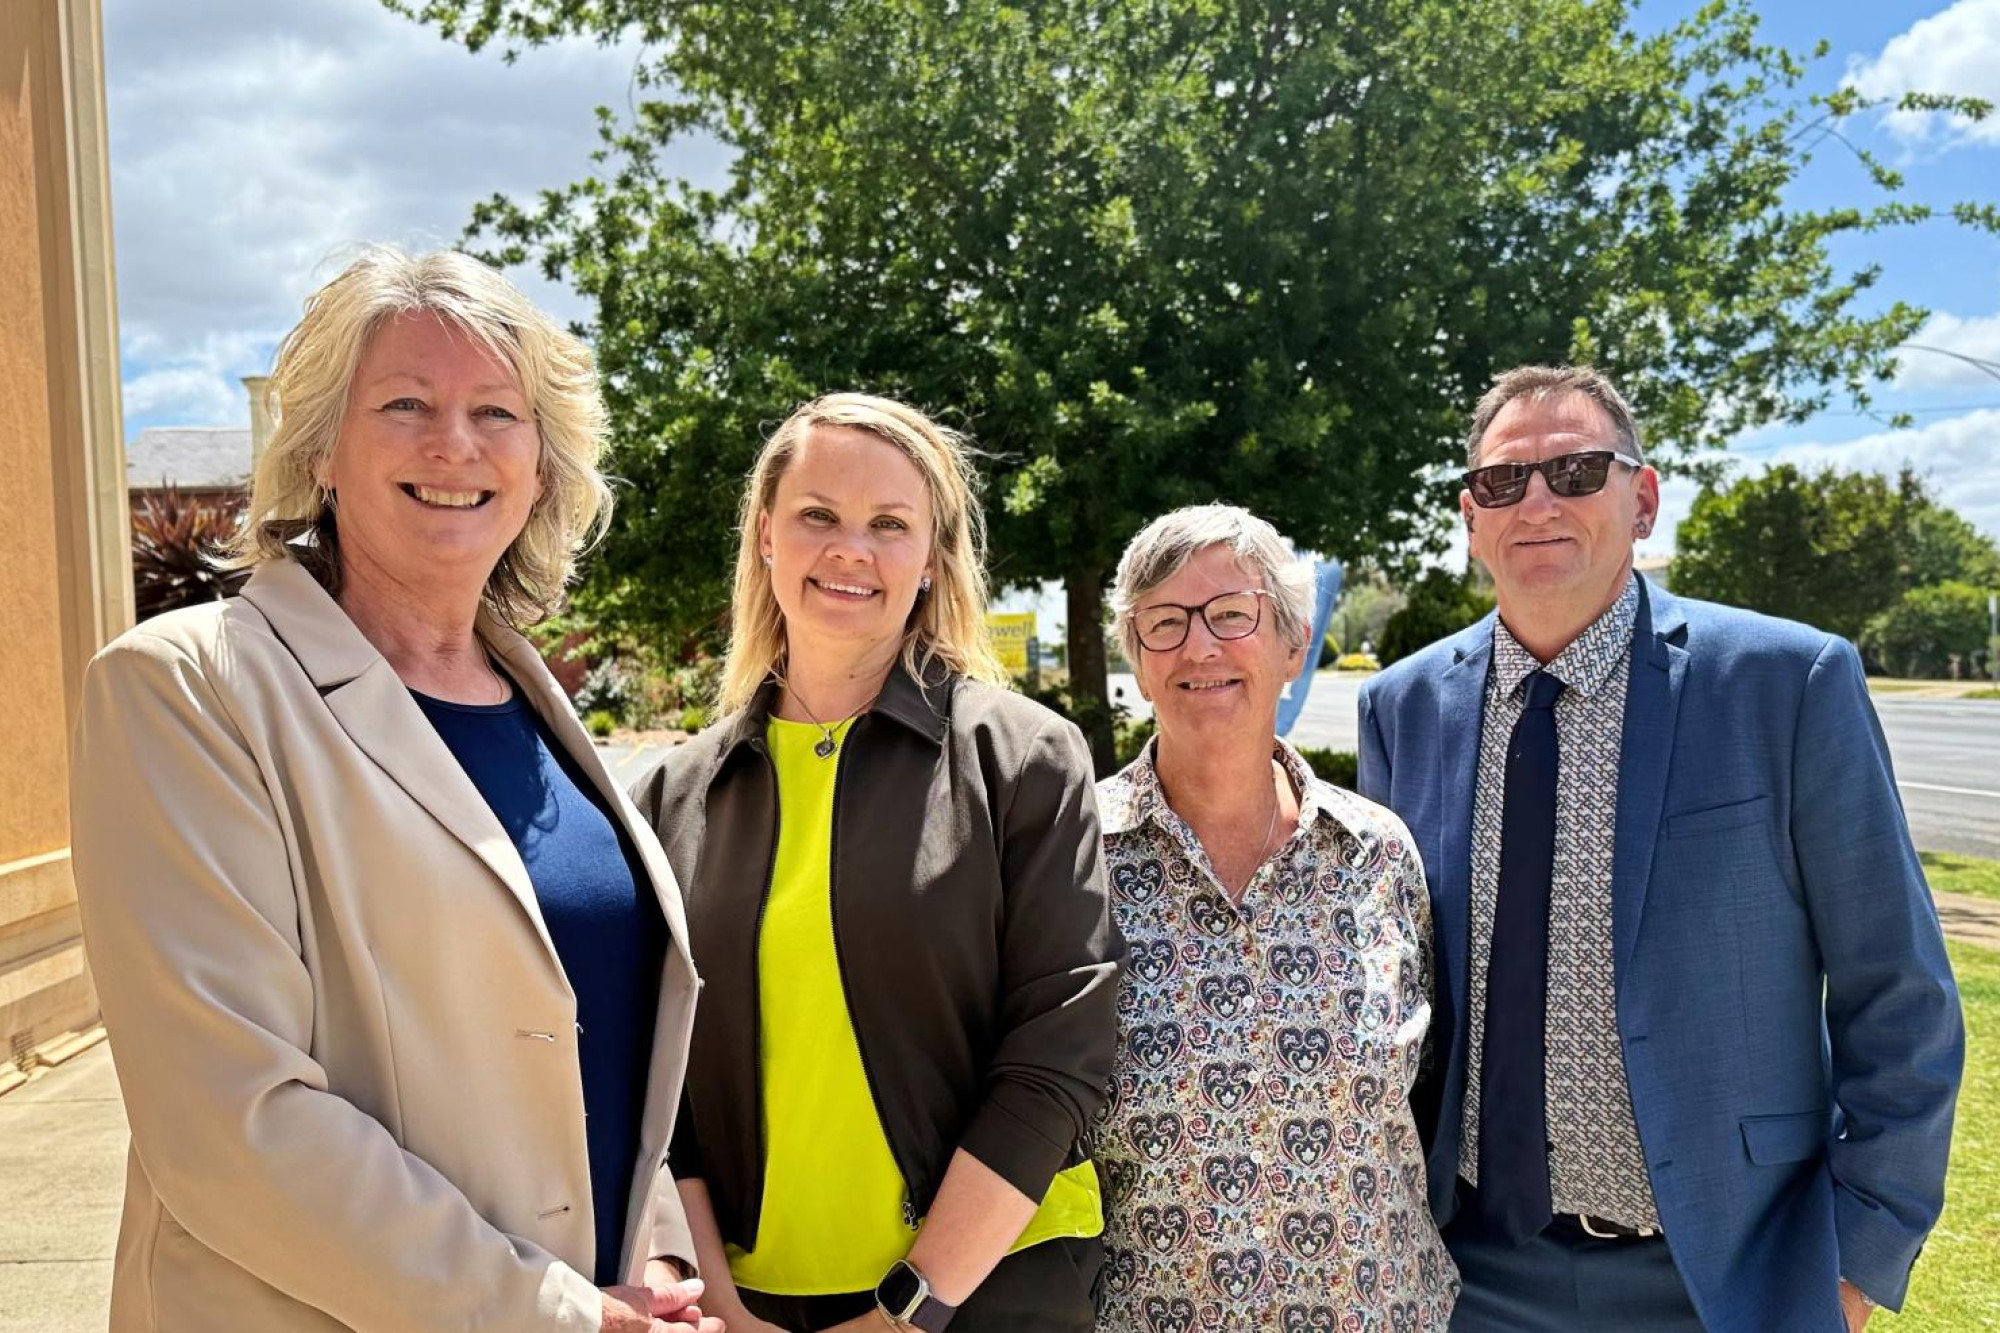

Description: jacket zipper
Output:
[747,740,781,1236]
[826,722,923,1230]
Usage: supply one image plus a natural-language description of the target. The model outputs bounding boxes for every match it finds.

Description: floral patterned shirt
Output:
[1094,740,1457,1333]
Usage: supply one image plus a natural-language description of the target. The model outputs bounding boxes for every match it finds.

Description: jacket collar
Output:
[1098,733,1348,841]
[719,656,952,757]
[236,555,698,992]
[1609,573,1689,987]
[236,554,532,690]
[237,557,380,689]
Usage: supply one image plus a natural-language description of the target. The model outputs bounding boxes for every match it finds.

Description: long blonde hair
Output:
[222,246,611,627]
[718,393,1005,714]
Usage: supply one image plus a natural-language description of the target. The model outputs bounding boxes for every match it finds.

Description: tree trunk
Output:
[1065,564,1116,777]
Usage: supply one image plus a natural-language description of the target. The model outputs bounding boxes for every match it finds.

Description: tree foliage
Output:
[1377,569,1495,666]
[1861,581,1992,681]
[385,0,1994,763]
[1668,464,1999,645]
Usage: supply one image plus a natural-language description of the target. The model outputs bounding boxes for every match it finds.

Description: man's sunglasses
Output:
[1462,449,1644,509]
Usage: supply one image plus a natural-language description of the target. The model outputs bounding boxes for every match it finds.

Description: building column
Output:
[0,0,128,1081]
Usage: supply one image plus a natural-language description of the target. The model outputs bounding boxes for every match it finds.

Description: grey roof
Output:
[126,427,252,490]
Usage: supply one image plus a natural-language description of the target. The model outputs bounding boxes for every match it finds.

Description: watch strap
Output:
[877,1260,956,1332]
[898,1290,955,1333]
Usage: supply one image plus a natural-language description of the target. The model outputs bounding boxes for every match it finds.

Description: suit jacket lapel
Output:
[1437,621,1494,1026]
[240,561,565,977]
[1611,579,1688,990]
[483,618,699,991]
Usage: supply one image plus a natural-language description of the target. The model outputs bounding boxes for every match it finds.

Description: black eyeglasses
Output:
[1462,449,1644,509]
[1132,589,1272,653]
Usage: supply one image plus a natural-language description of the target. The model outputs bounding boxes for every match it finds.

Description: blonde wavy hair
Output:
[223,246,611,627]
[718,393,1005,714]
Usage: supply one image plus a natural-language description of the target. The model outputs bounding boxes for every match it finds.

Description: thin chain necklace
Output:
[785,688,868,759]
[1230,778,1282,901]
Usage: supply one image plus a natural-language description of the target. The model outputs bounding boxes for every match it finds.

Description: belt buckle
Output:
[1575,1214,1657,1240]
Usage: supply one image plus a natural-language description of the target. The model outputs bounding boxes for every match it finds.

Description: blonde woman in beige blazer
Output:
[70,250,713,1333]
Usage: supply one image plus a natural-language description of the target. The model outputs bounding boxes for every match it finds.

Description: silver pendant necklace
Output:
[788,690,866,759]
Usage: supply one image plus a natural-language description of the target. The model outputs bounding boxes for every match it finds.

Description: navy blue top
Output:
[413,684,666,1286]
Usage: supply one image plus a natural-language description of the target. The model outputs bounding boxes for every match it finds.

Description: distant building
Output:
[126,375,270,508]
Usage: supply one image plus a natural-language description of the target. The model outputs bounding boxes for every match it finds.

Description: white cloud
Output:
[103,0,723,430]
[1652,410,2000,558]
[1761,410,2000,540]
[1844,0,2000,148]
[1896,307,2000,390]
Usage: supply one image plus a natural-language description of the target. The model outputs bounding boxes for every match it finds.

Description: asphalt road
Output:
[1874,698,2000,862]
[602,677,2000,859]
[1105,674,2000,861]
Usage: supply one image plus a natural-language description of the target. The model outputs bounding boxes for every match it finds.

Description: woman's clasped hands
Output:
[600,1268,727,1333]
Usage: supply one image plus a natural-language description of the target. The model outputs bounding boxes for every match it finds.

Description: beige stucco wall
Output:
[0,0,128,1069]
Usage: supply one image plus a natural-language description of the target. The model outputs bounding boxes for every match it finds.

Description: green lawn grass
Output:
[1899,940,2000,1330]
[1924,852,2000,904]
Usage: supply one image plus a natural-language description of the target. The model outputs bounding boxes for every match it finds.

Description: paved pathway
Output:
[0,1041,121,1333]
[1935,890,2000,952]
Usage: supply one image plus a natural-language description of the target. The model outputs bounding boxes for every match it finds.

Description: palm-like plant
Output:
[130,487,249,619]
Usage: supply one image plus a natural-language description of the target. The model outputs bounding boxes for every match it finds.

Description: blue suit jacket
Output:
[1357,578,1962,1332]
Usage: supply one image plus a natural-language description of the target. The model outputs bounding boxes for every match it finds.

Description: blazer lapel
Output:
[1436,622,1494,1026]
[239,561,565,977]
[1611,579,1688,990]
[482,619,698,990]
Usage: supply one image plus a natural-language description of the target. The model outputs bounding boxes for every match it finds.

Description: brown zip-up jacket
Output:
[630,663,1123,1252]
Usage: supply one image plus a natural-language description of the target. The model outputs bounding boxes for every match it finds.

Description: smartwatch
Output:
[874,1259,957,1332]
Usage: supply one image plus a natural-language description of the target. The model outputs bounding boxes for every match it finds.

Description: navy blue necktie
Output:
[1476,668,1564,1244]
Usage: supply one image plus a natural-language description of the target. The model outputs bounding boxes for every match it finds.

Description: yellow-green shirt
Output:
[728,717,1101,1297]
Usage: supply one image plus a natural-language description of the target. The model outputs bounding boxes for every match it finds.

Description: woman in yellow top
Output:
[634,394,1122,1333]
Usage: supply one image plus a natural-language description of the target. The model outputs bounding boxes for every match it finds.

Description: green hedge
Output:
[1296,746,1359,790]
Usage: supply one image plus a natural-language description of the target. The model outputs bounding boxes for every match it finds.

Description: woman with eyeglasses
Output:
[1092,505,1457,1331]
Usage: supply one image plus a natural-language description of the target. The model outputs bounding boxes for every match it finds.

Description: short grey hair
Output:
[1111,504,1317,666]
[1465,364,1644,466]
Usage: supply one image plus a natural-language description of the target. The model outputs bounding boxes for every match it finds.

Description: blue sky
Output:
[104,0,2000,564]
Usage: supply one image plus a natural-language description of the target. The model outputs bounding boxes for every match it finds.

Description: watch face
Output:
[876,1261,925,1318]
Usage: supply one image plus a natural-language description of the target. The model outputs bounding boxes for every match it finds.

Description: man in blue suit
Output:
[1359,366,1962,1332]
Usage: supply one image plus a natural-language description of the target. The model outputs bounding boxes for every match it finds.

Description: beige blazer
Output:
[70,558,701,1332]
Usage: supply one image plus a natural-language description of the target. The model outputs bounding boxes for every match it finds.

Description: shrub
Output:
[573,658,635,721]
[1378,570,1494,666]
[1318,634,1342,668]
[1115,713,1157,766]
[1334,652,1380,672]
[584,710,618,739]
[1014,674,1144,777]
[676,704,710,733]
[1296,747,1359,790]
[131,488,248,619]
[1860,582,1990,680]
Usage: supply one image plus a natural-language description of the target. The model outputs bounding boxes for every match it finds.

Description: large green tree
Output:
[389,0,1991,766]
[1669,463,2000,643]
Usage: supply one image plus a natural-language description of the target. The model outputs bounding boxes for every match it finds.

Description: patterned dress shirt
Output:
[1096,740,1457,1332]
[1458,573,1659,1228]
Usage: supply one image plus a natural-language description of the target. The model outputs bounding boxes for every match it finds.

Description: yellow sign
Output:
[987,612,1037,673]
